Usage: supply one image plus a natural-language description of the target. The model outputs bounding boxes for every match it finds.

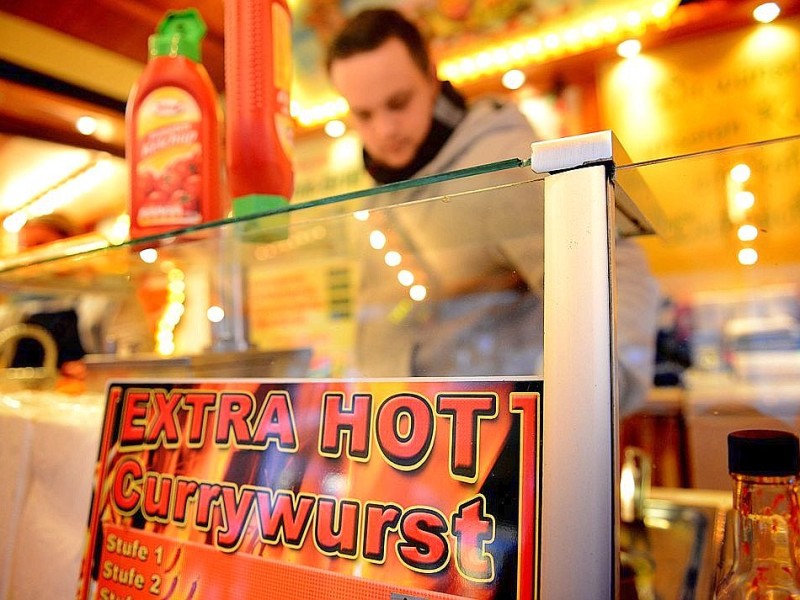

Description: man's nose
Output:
[373,111,401,138]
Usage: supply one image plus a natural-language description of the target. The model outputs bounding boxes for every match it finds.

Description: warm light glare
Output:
[625,10,643,27]
[369,230,386,250]
[2,157,116,228]
[620,464,636,523]
[76,116,98,136]
[106,214,130,244]
[730,163,751,183]
[155,266,186,356]
[737,224,758,242]
[502,69,526,90]
[139,248,158,263]
[296,0,682,128]
[544,33,560,50]
[353,210,369,221]
[738,248,759,265]
[3,213,27,234]
[294,97,349,128]
[651,1,669,18]
[617,39,642,58]
[753,2,781,23]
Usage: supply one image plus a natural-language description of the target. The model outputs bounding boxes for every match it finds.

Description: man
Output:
[327,8,534,184]
[326,8,659,415]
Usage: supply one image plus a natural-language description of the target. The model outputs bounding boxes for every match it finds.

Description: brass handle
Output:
[0,323,58,390]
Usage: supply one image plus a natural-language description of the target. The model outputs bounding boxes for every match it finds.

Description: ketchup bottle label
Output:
[133,86,204,227]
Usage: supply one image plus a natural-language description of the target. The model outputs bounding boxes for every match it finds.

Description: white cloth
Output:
[0,391,104,600]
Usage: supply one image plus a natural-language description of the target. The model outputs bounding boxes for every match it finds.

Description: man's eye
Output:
[387,96,410,111]
[353,111,371,122]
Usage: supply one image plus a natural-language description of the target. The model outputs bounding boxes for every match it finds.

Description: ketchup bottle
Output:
[127,9,222,240]
[224,0,294,219]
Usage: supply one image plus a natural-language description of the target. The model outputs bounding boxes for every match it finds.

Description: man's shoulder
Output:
[429,98,537,172]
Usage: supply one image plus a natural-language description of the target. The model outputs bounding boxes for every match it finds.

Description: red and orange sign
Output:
[77,379,541,599]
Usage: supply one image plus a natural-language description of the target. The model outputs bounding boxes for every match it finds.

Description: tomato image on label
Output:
[133,88,206,228]
[136,149,204,226]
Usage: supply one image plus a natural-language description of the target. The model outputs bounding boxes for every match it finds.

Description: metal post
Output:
[534,133,619,598]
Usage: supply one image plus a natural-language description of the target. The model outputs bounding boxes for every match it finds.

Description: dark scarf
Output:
[364,81,467,184]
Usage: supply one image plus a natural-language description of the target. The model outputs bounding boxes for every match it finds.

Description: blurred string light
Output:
[139,248,158,264]
[726,163,755,223]
[730,163,751,183]
[437,0,673,82]
[384,250,402,267]
[738,247,758,266]
[409,284,427,301]
[364,220,428,302]
[75,116,98,136]
[734,191,755,211]
[397,269,415,286]
[369,230,386,250]
[157,267,186,356]
[294,0,680,128]
[753,2,781,23]
[2,156,115,233]
[324,119,346,138]
[207,305,225,323]
[737,224,758,242]
[726,163,760,266]
[293,97,349,129]
[501,69,527,90]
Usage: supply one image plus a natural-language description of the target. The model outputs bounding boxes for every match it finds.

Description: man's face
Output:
[330,37,439,170]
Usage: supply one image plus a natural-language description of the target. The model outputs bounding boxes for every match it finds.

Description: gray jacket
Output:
[355,97,658,415]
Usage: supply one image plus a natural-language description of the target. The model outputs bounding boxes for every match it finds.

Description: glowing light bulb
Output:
[369,230,386,250]
[410,284,427,301]
[738,248,758,265]
[617,39,642,58]
[651,1,669,18]
[734,191,755,211]
[139,248,158,263]
[3,213,27,233]
[502,69,526,90]
[384,250,402,267]
[324,119,346,138]
[207,306,225,323]
[76,116,98,136]
[397,269,414,286]
[737,224,758,242]
[730,163,751,183]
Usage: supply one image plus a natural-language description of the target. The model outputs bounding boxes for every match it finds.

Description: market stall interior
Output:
[1,0,800,599]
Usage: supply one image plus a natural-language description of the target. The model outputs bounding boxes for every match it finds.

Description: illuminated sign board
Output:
[78,379,541,599]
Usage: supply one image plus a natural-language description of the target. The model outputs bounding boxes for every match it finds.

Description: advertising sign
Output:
[77,379,542,599]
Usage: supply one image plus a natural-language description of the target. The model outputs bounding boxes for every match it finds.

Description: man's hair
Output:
[23,213,77,238]
[325,8,430,74]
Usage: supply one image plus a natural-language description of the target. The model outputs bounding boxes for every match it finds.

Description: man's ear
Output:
[428,62,439,85]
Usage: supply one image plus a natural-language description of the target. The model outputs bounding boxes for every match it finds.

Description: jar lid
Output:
[728,429,800,476]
